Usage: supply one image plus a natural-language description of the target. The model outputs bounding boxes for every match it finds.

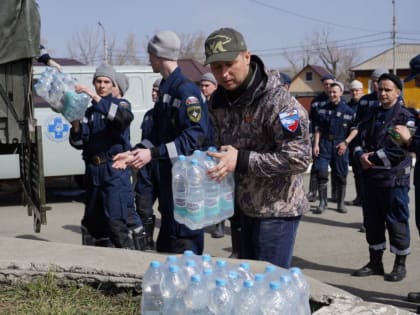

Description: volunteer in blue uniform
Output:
[312,81,357,214]
[352,73,414,282]
[134,78,161,250]
[393,54,420,307]
[70,64,135,249]
[307,74,336,202]
[113,30,213,254]
[113,71,147,250]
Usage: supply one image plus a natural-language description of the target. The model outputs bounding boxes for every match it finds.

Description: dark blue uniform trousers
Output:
[363,183,410,255]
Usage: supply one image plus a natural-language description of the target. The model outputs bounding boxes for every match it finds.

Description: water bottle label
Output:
[221,192,234,211]
[174,198,187,217]
[205,198,220,216]
[186,202,204,221]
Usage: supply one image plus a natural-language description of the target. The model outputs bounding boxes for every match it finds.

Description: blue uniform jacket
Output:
[70,94,134,160]
[315,100,355,142]
[354,99,414,187]
[141,67,213,158]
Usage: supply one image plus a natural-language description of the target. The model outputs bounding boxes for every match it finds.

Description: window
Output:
[305,72,313,82]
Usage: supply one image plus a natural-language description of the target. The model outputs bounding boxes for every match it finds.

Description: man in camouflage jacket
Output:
[205,27,311,268]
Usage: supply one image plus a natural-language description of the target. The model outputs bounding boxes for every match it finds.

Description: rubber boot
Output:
[307,172,318,202]
[385,255,407,282]
[211,221,225,239]
[337,184,348,213]
[130,226,149,251]
[313,183,327,214]
[352,249,385,277]
[229,226,241,258]
[143,215,155,250]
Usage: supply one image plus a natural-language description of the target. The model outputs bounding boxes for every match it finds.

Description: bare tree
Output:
[178,32,206,63]
[283,29,359,84]
[109,33,141,65]
[67,28,102,65]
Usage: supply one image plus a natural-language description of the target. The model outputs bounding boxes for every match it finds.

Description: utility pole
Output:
[98,22,108,64]
[392,0,397,75]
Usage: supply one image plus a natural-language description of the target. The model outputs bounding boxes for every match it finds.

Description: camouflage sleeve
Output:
[248,95,312,177]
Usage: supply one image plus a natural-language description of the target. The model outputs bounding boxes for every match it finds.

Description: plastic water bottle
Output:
[219,172,234,218]
[253,273,267,297]
[172,155,188,223]
[182,250,199,264]
[214,259,228,280]
[226,271,241,297]
[183,259,199,282]
[209,279,234,315]
[260,281,291,315]
[202,155,220,224]
[141,261,163,315]
[200,254,213,271]
[264,264,279,282]
[279,274,299,314]
[235,261,254,281]
[184,274,212,315]
[289,267,311,315]
[160,265,187,315]
[233,280,259,315]
[201,268,215,292]
[185,159,205,228]
[164,255,180,268]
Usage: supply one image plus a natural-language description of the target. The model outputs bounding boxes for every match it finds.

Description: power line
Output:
[249,0,386,33]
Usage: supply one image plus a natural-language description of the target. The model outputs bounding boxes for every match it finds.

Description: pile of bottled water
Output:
[141,251,311,315]
[33,67,89,122]
[172,148,234,230]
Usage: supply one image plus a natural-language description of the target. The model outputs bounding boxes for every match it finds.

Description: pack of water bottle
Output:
[172,148,234,230]
[141,251,311,315]
[33,67,90,122]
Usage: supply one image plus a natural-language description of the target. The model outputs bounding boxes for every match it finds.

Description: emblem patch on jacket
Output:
[279,109,300,133]
[186,96,201,122]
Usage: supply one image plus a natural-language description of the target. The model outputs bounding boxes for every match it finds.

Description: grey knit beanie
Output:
[93,64,116,85]
[115,72,129,96]
[147,30,181,61]
[200,72,217,85]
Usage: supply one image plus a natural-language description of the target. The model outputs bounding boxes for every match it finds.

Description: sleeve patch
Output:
[187,105,202,123]
[279,109,300,133]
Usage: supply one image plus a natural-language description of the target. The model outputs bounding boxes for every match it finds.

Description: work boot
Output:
[407,292,420,303]
[81,225,96,246]
[336,184,347,213]
[352,249,384,277]
[211,221,225,239]
[385,255,407,282]
[345,197,362,206]
[313,183,327,214]
[130,226,148,251]
[306,173,318,202]
[229,226,241,258]
[143,215,155,250]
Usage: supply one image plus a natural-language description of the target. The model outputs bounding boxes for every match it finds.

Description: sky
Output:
[37,0,420,69]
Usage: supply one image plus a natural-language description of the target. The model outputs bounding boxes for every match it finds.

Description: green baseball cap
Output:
[204,27,247,65]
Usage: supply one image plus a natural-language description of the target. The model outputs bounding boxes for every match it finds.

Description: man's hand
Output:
[128,148,152,170]
[336,142,348,156]
[206,145,238,182]
[393,125,412,145]
[360,152,374,170]
[313,144,319,157]
[112,151,133,170]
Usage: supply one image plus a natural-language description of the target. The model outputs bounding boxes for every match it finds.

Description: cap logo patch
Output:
[205,35,232,55]
[279,109,300,133]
